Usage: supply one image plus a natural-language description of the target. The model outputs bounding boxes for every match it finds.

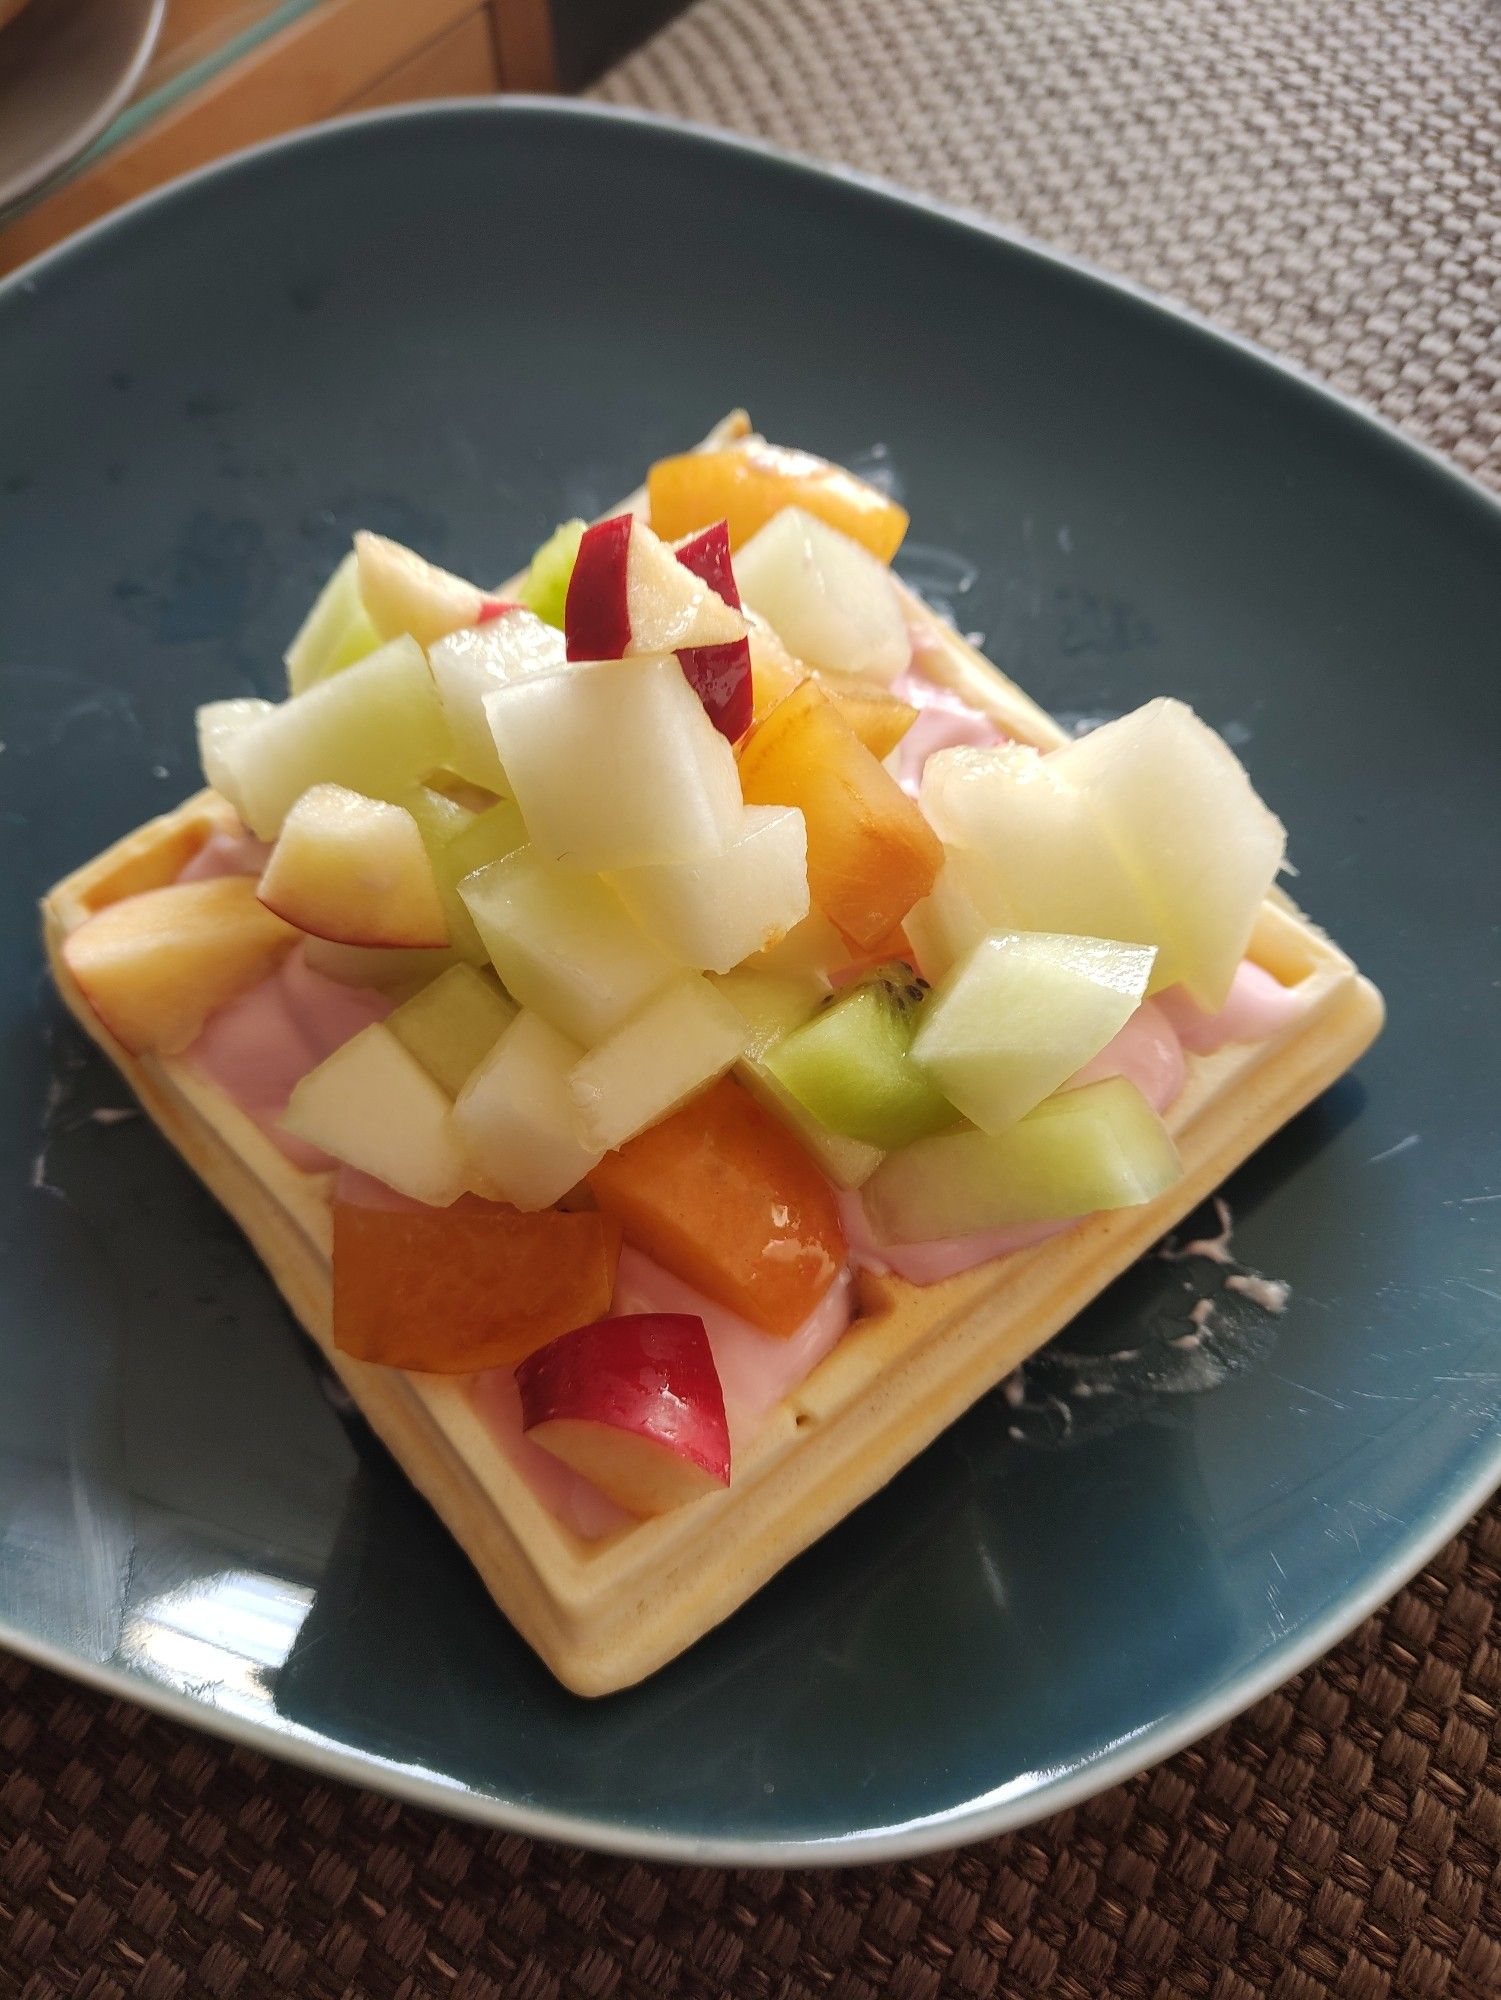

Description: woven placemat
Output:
[4,3,1500,1994]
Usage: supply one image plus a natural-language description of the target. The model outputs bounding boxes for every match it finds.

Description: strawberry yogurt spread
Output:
[170,667,1307,1538]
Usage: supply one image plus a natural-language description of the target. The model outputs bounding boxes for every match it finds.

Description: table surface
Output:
[4,1,1500,1995]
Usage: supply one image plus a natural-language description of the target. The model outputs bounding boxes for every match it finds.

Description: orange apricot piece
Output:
[648,444,909,563]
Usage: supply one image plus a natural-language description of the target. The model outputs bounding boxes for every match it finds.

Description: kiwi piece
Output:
[763,962,958,1150]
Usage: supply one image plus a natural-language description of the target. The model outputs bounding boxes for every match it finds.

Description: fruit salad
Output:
[47,415,1383,1688]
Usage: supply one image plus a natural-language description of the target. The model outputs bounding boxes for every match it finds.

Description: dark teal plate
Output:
[1,104,1497,1863]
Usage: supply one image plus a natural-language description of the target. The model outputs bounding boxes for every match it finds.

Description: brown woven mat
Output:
[5,2,1501,1994]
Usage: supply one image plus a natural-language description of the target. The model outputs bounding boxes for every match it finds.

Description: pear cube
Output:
[281,1023,470,1205]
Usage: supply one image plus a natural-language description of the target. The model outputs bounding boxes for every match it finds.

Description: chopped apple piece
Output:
[388,964,516,1096]
[671,521,754,740]
[564,514,745,661]
[354,530,486,646]
[281,1023,470,1205]
[427,612,565,791]
[738,678,942,950]
[519,518,587,629]
[517,1314,731,1516]
[912,932,1156,1132]
[863,1076,1183,1243]
[333,1202,620,1373]
[453,1010,602,1210]
[734,507,911,686]
[647,443,909,562]
[61,876,296,1056]
[257,785,449,948]
[608,804,808,973]
[568,975,749,1152]
[460,848,678,1045]
[588,1075,846,1336]
[740,907,845,984]
[214,637,451,841]
[484,652,744,870]
[765,965,956,1148]
[197,698,275,815]
[1051,698,1286,1009]
[284,550,381,694]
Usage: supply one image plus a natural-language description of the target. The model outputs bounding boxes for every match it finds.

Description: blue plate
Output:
[1,104,1497,1863]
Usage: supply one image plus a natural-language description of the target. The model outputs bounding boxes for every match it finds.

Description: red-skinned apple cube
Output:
[516,1313,731,1517]
[673,521,753,740]
[565,515,745,662]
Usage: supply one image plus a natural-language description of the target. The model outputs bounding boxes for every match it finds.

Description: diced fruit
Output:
[441,797,528,885]
[332,1202,620,1372]
[354,530,485,646]
[284,550,381,694]
[1050,698,1286,1009]
[912,932,1156,1132]
[61,876,296,1055]
[393,782,487,963]
[197,698,274,815]
[427,612,566,791]
[746,614,806,720]
[920,743,1160,955]
[568,975,749,1152]
[452,1010,601,1209]
[738,679,942,949]
[476,598,523,623]
[901,853,992,983]
[517,1314,730,1516]
[863,1075,1183,1243]
[485,652,744,870]
[734,508,910,686]
[709,966,826,1056]
[564,514,745,661]
[302,936,462,989]
[765,964,956,1148]
[460,848,678,1044]
[256,785,449,948]
[213,637,451,841]
[281,1023,469,1205]
[608,805,808,973]
[741,906,845,983]
[388,964,516,1096]
[647,443,909,562]
[518,518,586,629]
[672,522,753,740]
[588,1075,846,1336]
[736,1062,885,1190]
[824,679,918,757]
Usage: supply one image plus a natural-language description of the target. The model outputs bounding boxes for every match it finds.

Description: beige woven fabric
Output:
[592,0,1501,491]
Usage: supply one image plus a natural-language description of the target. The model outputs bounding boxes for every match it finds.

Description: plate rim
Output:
[2,96,1498,1866]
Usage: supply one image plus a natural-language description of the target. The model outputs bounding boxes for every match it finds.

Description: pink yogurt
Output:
[183,947,391,1169]
[891,658,1004,794]
[1156,959,1308,1050]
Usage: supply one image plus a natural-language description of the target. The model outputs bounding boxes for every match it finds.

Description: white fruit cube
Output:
[619,516,746,653]
[284,549,380,694]
[257,784,449,948]
[1051,698,1286,1009]
[280,1023,469,1205]
[567,975,750,1152]
[427,612,565,791]
[354,530,485,646]
[863,1075,1182,1243]
[197,697,274,814]
[901,853,992,983]
[459,847,677,1044]
[912,931,1156,1132]
[216,637,451,840]
[484,653,743,870]
[608,805,809,972]
[453,1011,602,1210]
[920,744,1160,952]
[388,963,516,1097]
[734,507,910,686]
